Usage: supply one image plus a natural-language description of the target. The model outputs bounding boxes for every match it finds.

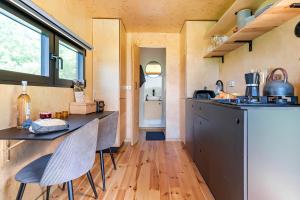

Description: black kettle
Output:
[263,68,294,96]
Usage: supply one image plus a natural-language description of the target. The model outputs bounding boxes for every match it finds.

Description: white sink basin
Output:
[147,96,161,101]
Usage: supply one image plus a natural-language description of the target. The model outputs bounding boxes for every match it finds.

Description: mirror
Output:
[295,21,300,37]
[145,61,162,78]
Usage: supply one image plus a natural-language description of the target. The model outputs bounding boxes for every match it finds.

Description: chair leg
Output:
[46,186,51,200]
[16,183,26,200]
[109,147,117,170]
[86,171,98,199]
[99,150,106,191]
[67,181,74,200]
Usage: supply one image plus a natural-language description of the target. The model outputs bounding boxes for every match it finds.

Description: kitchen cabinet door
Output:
[193,114,210,182]
[208,105,245,200]
[185,100,195,159]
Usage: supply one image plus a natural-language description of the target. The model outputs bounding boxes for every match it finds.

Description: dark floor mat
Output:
[146,131,165,141]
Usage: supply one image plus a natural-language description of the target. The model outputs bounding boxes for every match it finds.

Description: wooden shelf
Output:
[204,0,300,59]
[205,0,265,37]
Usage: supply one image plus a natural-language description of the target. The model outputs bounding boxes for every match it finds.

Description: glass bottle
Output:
[17,81,31,129]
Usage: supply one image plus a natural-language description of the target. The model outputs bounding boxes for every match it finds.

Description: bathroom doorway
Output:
[139,48,166,128]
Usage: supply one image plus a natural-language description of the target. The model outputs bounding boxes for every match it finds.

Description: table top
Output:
[0,111,114,141]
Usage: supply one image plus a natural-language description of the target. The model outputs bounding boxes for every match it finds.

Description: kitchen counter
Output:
[187,98,300,109]
[186,99,300,200]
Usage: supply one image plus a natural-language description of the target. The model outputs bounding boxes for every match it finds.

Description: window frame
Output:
[54,35,86,87]
[145,61,162,78]
[0,2,86,88]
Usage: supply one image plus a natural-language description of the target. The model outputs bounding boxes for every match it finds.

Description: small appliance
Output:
[215,80,224,94]
[95,100,105,113]
[263,68,294,97]
[193,89,216,100]
[245,72,260,97]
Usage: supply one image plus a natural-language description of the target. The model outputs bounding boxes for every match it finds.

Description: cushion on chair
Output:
[15,154,52,184]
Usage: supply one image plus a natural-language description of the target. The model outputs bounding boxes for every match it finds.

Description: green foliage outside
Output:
[0,11,42,75]
[0,10,79,81]
[59,42,78,80]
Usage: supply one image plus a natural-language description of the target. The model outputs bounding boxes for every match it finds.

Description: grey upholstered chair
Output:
[97,111,119,191]
[15,118,100,200]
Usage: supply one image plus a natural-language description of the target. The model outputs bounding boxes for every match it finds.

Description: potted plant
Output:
[73,80,85,103]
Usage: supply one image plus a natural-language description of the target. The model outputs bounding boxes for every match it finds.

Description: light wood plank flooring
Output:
[50,135,214,200]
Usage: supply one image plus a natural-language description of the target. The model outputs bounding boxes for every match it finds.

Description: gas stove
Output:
[213,96,299,106]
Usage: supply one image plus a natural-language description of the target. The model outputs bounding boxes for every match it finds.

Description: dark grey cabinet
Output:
[186,99,300,200]
[185,100,195,159]
[185,99,245,200]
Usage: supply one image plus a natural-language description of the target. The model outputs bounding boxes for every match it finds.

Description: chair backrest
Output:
[40,118,99,186]
[96,111,119,151]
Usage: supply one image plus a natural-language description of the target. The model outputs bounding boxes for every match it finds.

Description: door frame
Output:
[131,44,140,146]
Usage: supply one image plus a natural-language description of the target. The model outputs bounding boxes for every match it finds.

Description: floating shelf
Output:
[205,0,264,37]
[204,0,300,59]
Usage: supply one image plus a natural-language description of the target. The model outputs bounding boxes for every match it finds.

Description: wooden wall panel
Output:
[220,16,300,96]
[185,21,219,98]
[0,0,92,199]
[126,33,181,140]
[119,20,127,144]
[93,19,126,147]
[93,19,120,111]
[120,21,127,99]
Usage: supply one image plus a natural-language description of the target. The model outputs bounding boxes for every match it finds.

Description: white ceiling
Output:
[89,0,235,33]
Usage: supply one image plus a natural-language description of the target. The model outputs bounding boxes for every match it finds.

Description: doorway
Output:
[139,48,166,128]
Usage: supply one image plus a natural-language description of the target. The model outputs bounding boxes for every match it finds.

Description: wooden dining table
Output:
[0,111,114,141]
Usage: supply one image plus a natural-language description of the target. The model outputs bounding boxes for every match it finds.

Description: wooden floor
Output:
[50,133,214,200]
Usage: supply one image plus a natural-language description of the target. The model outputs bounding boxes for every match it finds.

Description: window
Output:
[54,37,85,86]
[145,61,162,78]
[0,2,85,87]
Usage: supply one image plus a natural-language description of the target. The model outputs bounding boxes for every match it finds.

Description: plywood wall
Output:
[126,33,181,140]
[119,20,127,145]
[93,19,127,147]
[185,21,220,98]
[93,19,120,110]
[220,16,300,96]
[179,23,187,142]
[180,21,219,142]
[0,0,93,198]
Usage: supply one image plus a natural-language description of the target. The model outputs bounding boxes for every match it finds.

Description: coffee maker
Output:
[245,72,260,97]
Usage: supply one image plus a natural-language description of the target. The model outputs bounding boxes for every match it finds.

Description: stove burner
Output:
[267,96,298,104]
[216,96,298,106]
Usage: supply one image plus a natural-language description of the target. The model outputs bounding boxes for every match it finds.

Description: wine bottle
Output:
[17,81,31,129]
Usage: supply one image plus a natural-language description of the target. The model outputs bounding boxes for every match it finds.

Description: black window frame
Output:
[0,1,86,88]
[54,35,86,87]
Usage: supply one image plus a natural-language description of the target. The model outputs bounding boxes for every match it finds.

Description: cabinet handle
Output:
[235,118,240,125]
[199,106,202,110]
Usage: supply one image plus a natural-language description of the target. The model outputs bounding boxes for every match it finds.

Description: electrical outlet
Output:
[228,80,236,87]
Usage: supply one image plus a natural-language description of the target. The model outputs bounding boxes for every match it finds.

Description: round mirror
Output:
[145,61,162,78]
[295,21,300,37]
